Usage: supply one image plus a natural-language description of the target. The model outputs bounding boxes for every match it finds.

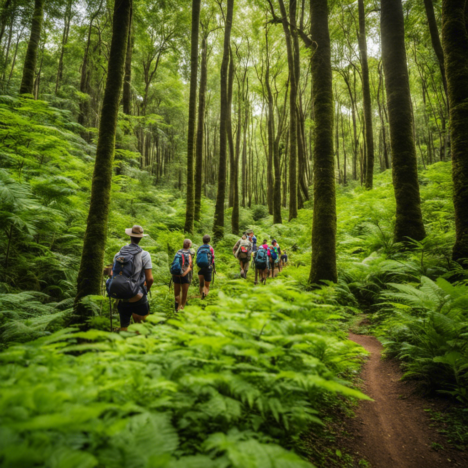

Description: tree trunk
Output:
[194,34,208,222]
[231,70,241,235]
[213,0,234,240]
[122,2,134,115]
[381,0,426,242]
[442,0,468,263]
[0,0,13,47]
[424,0,448,100]
[19,0,44,95]
[278,0,298,221]
[358,0,375,189]
[309,0,337,284]
[184,0,201,234]
[74,0,132,324]
[55,0,73,94]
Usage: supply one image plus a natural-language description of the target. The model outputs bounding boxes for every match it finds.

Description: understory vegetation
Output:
[1,95,467,466]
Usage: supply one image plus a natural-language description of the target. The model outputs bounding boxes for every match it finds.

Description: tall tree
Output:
[123,1,134,115]
[55,0,73,94]
[381,0,426,242]
[194,33,209,222]
[358,0,375,189]
[309,0,337,284]
[442,0,468,263]
[74,0,132,323]
[277,0,298,220]
[423,0,448,99]
[213,0,234,240]
[184,0,201,234]
[19,0,44,95]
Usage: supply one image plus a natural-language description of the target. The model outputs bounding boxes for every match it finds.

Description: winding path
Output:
[345,333,468,468]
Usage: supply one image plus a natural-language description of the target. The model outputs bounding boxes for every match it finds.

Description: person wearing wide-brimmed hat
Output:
[112,225,153,331]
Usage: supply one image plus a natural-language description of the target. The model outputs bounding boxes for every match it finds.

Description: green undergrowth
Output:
[0,282,369,467]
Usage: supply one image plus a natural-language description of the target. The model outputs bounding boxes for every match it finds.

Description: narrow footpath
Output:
[343,333,468,468]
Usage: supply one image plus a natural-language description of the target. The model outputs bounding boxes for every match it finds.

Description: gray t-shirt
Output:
[114,248,152,270]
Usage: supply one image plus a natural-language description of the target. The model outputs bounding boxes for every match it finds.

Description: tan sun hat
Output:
[125,225,146,238]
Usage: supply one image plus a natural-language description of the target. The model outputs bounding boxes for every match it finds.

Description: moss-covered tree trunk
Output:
[424,0,448,100]
[122,2,134,115]
[19,0,44,95]
[442,0,468,263]
[213,0,234,240]
[381,0,426,243]
[358,0,375,189]
[184,0,201,234]
[278,0,298,221]
[73,0,132,323]
[309,0,337,284]
[194,34,208,222]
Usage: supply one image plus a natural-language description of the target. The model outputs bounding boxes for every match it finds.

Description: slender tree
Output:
[358,0,375,189]
[381,0,426,242]
[74,0,132,323]
[194,34,209,222]
[309,0,337,284]
[213,0,234,240]
[123,2,134,115]
[423,0,448,99]
[277,0,298,221]
[19,0,44,95]
[442,0,468,263]
[184,0,202,234]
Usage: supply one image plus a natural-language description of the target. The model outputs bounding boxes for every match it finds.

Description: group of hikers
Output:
[106,225,288,331]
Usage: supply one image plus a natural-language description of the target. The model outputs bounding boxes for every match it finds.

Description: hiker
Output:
[246,229,257,252]
[170,239,193,311]
[196,234,215,299]
[254,239,270,284]
[233,234,252,278]
[281,250,288,267]
[269,239,282,277]
[108,225,153,332]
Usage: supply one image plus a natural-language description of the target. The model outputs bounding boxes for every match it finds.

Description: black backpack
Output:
[108,244,145,300]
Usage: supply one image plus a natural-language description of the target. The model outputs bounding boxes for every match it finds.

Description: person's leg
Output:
[180,283,190,309]
[198,274,205,297]
[204,280,211,295]
[203,269,212,296]
[238,259,244,277]
[174,282,181,311]
[118,304,132,332]
[243,260,249,278]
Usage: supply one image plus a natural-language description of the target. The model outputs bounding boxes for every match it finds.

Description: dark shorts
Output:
[172,275,191,285]
[118,295,149,328]
[198,267,213,282]
[281,255,288,262]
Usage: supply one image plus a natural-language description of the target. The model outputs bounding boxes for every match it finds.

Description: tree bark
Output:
[442,0,468,263]
[277,0,298,221]
[309,0,337,284]
[0,0,13,47]
[55,0,73,94]
[381,0,426,242]
[19,0,44,95]
[213,0,234,240]
[424,0,448,100]
[74,0,132,324]
[358,0,375,189]
[194,34,208,222]
[122,2,134,115]
[184,0,201,234]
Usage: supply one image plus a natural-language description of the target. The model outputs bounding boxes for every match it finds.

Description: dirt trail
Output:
[345,333,467,468]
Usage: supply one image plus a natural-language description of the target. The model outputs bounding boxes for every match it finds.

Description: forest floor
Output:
[337,333,468,468]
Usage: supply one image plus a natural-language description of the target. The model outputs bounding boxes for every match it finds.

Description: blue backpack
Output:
[270,246,278,261]
[196,245,212,269]
[254,247,268,268]
[170,250,189,276]
[108,244,144,300]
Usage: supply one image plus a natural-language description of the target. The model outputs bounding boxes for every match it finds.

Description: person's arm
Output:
[145,269,154,292]
[211,246,215,268]
[232,240,240,256]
